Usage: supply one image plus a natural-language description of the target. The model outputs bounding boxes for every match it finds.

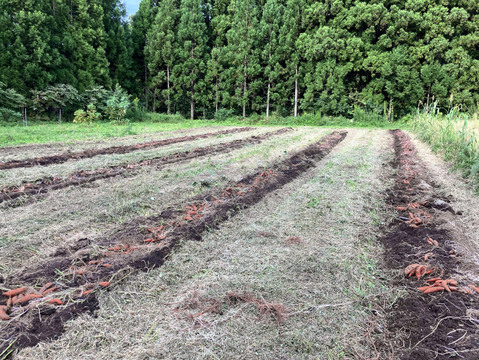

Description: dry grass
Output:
[0,128,325,280]
[0,127,270,188]
[13,128,398,360]
[0,126,234,163]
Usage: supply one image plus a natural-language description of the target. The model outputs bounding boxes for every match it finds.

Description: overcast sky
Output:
[123,0,141,16]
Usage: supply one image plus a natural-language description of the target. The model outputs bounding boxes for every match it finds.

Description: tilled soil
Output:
[0,128,292,205]
[0,127,253,170]
[0,131,347,356]
[377,130,479,359]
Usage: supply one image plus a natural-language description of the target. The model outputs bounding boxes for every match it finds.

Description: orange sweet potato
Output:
[2,287,26,297]
[47,298,63,305]
[99,281,110,287]
[423,286,444,294]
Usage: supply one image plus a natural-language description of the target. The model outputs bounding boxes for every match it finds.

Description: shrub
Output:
[106,85,130,124]
[214,108,234,121]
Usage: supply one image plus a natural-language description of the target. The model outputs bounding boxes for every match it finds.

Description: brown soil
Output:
[377,130,479,359]
[0,131,347,356]
[0,128,292,205]
[0,127,252,170]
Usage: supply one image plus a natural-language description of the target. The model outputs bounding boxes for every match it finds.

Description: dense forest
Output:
[1,0,479,121]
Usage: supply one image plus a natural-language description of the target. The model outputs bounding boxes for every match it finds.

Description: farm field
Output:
[0,126,478,359]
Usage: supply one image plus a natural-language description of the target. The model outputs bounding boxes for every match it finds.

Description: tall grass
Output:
[412,103,479,189]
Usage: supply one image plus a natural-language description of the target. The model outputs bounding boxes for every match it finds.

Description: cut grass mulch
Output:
[0,128,292,205]
[0,131,346,356]
[0,127,253,170]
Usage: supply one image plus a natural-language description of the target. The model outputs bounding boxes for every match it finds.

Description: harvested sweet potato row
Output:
[2,287,26,297]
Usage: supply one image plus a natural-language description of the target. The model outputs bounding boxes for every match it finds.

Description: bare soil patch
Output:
[377,129,479,359]
[0,128,291,205]
[0,131,346,356]
[0,127,252,170]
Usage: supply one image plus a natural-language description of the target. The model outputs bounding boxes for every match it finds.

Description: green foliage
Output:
[412,103,479,189]
[73,104,102,124]
[106,85,131,124]
[73,109,87,124]
[3,0,479,120]
[214,108,234,121]
[31,84,80,121]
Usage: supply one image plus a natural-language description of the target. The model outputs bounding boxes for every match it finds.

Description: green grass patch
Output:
[412,104,479,190]
[0,112,407,147]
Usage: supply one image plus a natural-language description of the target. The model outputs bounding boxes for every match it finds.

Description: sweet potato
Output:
[404,264,420,276]
[82,289,93,296]
[2,287,26,297]
[99,281,110,287]
[417,286,431,291]
[39,283,53,294]
[47,298,63,305]
[13,293,42,304]
[102,264,113,268]
[42,286,59,296]
[427,277,442,283]
[0,306,9,320]
[415,266,426,280]
[423,286,444,294]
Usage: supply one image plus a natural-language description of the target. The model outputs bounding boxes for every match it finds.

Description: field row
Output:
[0,126,478,359]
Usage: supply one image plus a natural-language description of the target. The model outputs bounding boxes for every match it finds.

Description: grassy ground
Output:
[13,128,398,360]
[0,113,406,148]
[412,107,479,190]
[0,119,232,147]
[0,127,320,280]
[2,125,478,359]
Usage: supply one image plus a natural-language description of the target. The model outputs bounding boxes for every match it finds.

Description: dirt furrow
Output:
[377,130,479,359]
[0,127,253,170]
[0,131,347,356]
[0,128,292,205]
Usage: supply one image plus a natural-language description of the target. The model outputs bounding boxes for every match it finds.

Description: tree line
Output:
[1,0,479,121]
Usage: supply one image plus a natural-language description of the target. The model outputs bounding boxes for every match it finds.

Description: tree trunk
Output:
[190,81,194,120]
[51,0,55,15]
[215,77,219,113]
[58,108,62,125]
[152,88,157,112]
[266,81,271,118]
[70,0,73,24]
[167,66,170,115]
[294,65,298,118]
[144,62,148,110]
[243,57,247,118]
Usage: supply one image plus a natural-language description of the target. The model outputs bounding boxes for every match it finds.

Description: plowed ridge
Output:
[0,127,252,170]
[0,128,292,204]
[378,130,479,359]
